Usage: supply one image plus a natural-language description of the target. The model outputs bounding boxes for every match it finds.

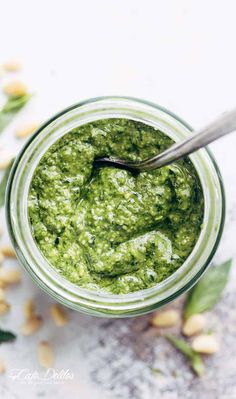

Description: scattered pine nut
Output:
[15,123,39,139]
[0,268,21,284]
[3,81,27,97]
[21,315,43,336]
[0,359,6,374]
[0,251,4,264]
[182,314,206,337]
[50,304,68,327]
[37,341,54,368]
[24,299,35,319]
[0,158,12,170]
[3,61,21,72]
[0,289,5,301]
[151,309,180,328]
[1,246,16,258]
[191,334,219,354]
[0,301,10,314]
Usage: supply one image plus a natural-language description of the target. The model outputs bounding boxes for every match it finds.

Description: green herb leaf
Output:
[0,329,16,344]
[184,259,232,319]
[0,159,14,207]
[167,334,194,357]
[151,367,164,376]
[191,354,205,377]
[166,334,204,377]
[0,94,31,133]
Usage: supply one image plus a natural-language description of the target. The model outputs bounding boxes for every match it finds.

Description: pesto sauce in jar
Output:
[28,119,204,294]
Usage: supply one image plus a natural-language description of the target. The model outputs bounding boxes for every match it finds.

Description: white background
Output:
[0,1,236,398]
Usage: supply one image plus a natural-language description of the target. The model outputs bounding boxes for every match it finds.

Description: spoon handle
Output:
[138,108,236,170]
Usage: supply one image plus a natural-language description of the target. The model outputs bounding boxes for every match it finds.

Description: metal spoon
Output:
[95,109,236,171]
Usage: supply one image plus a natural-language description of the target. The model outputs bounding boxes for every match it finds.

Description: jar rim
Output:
[5,96,225,317]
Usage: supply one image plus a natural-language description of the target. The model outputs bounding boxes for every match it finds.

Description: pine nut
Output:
[24,299,35,319]
[0,251,4,264]
[1,246,16,258]
[0,288,5,301]
[3,81,27,97]
[21,315,43,336]
[0,268,21,284]
[0,158,12,170]
[182,314,206,336]
[15,123,39,139]
[50,304,68,326]
[0,359,6,374]
[37,341,54,368]
[0,301,10,314]
[192,334,219,354]
[151,309,180,328]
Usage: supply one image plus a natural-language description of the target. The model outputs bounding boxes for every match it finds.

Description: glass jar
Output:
[6,97,225,317]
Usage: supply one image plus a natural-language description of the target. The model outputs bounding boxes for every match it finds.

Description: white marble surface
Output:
[0,1,236,398]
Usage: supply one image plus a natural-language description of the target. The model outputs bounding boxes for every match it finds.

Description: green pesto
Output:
[28,119,204,294]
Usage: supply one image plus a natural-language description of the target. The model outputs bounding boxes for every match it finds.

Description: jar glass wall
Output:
[6,97,225,317]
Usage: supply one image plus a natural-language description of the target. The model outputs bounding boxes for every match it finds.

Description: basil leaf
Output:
[191,354,205,377]
[0,159,14,207]
[166,334,204,377]
[0,94,31,133]
[184,259,232,319]
[0,329,16,344]
[166,334,194,357]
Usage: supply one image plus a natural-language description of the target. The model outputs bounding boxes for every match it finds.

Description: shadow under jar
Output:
[6,97,225,317]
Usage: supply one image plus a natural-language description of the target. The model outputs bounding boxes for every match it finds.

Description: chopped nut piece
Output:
[15,123,39,139]
[182,314,206,337]
[0,289,5,301]
[0,268,21,284]
[191,334,219,354]
[24,299,35,319]
[0,359,6,374]
[151,309,180,328]
[50,304,68,326]
[37,341,54,368]
[3,81,27,97]
[1,246,16,258]
[3,61,21,72]
[21,315,43,335]
[0,301,10,314]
